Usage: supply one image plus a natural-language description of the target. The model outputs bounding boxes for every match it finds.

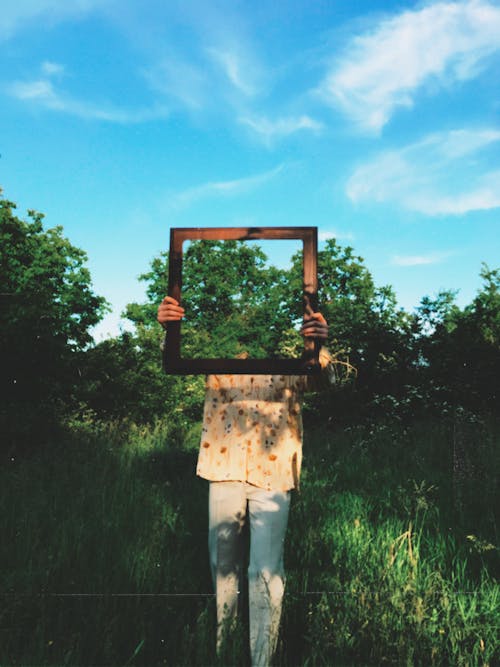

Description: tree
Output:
[104,240,295,429]
[0,191,108,450]
[118,238,413,428]
[95,235,499,429]
[417,266,500,412]
[80,327,206,430]
[278,238,421,423]
[286,239,418,398]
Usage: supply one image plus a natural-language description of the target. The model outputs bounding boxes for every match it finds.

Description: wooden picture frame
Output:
[163,226,320,374]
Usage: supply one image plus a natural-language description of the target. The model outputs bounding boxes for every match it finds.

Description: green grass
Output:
[1,416,498,666]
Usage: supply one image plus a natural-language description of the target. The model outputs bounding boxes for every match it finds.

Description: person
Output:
[157,295,338,666]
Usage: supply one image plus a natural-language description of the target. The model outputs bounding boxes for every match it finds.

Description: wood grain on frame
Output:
[163,227,319,374]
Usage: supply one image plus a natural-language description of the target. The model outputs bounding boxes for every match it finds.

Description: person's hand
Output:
[157,296,185,329]
[300,310,328,340]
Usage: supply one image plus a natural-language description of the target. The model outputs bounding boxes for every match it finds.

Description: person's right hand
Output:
[157,296,185,329]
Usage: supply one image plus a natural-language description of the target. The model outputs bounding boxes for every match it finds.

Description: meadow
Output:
[1,413,498,667]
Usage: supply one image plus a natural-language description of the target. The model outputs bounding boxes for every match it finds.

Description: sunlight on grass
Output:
[1,417,498,665]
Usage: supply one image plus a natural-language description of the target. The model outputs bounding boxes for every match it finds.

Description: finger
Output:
[301,316,327,330]
[302,330,328,338]
[158,310,184,321]
[160,305,185,315]
[162,295,181,306]
[157,304,185,323]
[303,311,326,324]
[301,326,327,337]
[301,321,328,336]
[159,307,184,316]
[159,301,184,313]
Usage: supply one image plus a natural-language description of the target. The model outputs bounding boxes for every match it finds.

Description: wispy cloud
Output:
[144,45,263,117]
[346,127,500,215]
[170,164,285,209]
[391,252,453,267]
[145,57,208,111]
[7,72,169,123]
[207,47,259,97]
[0,0,108,41]
[239,114,323,143]
[319,0,500,132]
[41,60,65,76]
[138,3,268,118]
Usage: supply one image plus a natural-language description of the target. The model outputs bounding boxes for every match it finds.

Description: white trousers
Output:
[208,481,291,667]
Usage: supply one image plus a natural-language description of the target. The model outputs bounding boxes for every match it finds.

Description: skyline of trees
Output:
[1,189,498,450]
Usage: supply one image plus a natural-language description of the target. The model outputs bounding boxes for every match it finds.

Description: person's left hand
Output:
[300,311,328,340]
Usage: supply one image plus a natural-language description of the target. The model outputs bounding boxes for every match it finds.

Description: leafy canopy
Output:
[0,191,108,445]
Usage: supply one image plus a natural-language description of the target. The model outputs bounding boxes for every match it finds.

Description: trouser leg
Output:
[247,485,291,667]
[208,481,247,648]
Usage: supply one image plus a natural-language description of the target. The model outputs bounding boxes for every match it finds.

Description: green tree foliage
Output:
[80,327,206,431]
[86,240,295,428]
[286,240,420,422]
[117,238,499,427]
[3,185,497,451]
[83,247,210,429]
[417,265,500,412]
[74,232,500,429]
[180,240,294,358]
[106,238,413,427]
[311,240,417,393]
[0,191,108,449]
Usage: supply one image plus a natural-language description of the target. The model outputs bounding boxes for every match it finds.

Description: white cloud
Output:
[145,44,264,115]
[145,57,208,111]
[7,76,169,123]
[415,179,500,214]
[170,164,285,209]
[41,60,65,76]
[207,47,259,97]
[10,79,58,102]
[239,114,323,143]
[391,252,452,266]
[139,5,267,116]
[422,128,500,158]
[346,127,500,215]
[0,0,108,40]
[319,0,500,132]
[240,115,323,143]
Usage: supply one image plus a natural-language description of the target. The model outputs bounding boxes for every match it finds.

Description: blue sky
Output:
[1,0,499,340]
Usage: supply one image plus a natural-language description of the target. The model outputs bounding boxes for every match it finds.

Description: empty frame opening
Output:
[180,239,303,361]
[163,227,318,375]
